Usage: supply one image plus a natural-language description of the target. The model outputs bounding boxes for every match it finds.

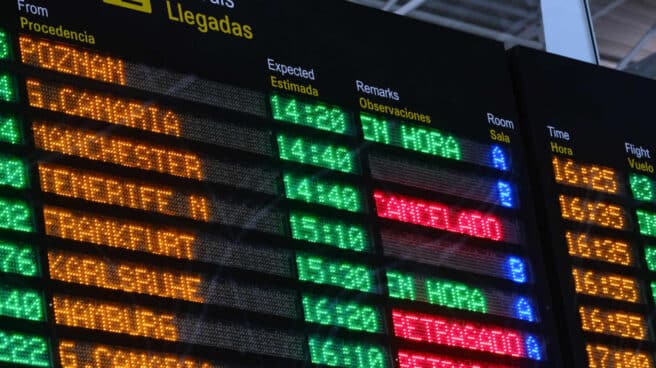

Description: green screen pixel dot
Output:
[302,294,381,333]
[645,246,656,272]
[0,330,50,367]
[0,30,10,60]
[0,241,39,277]
[0,286,45,321]
[0,198,33,233]
[0,115,22,144]
[308,336,387,368]
[0,74,16,103]
[0,155,28,189]
[270,94,349,135]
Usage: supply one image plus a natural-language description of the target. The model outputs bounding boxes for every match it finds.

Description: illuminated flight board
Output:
[0,0,560,367]
[512,47,656,367]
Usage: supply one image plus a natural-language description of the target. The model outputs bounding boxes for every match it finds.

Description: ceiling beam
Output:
[382,0,398,11]
[418,0,517,29]
[450,0,536,18]
[617,25,656,70]
[394,0,427,15]
[350,0,543,48]
[591,0,626,20]
[410,10,542,48]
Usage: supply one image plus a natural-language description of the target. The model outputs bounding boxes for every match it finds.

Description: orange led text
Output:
[38,163,210,221]
[19,34,126,85]
[26,79,180,136]
[559,194,626,230]
[579,305,646,340]
[587,344,653,368]
[53,295,178,341]
[43,206,195,259]
[572,267,639,303]
[566,231,633,266]
[33,121,203,180]
[552,156,619,194]
[48,250,203,302]
[59,340,214,368]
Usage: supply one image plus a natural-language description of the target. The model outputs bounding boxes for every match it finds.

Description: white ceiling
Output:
[591,0,656,69]
[349,0,656,74]
[350,0,544,49]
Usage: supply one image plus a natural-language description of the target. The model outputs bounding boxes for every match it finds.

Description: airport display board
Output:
[512,47,656,368]
[0,0,560,367]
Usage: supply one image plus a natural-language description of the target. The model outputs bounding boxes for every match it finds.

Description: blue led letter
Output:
[507,256,527,283]
[497,181,513,208]
[491,145,508,171]
[525,335,542,361]
[514,297,535,322]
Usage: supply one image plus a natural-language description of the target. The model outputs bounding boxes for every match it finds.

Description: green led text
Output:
[302,294,381,333]
[387,271,416,300]
[0,198,32,232]
[645,246,656,272]
[387,271,487,313]
[308,336,387,368]
[283,172,363,212]
[0,31,10,60]
[361,113,461,160]
[0,74,16,103]
[296,253,374,292]
[290,212,368,252]
[360,113,390,144]
[637,210,656,238]
[630,173,655,202]
[0,286,44,321]
[426,279,487,313]
[270,94,350,134]
[0,155,27,189]
[0,242,38,276]
[0,330,50,367]
[277,133,357,173]
[0,115,21,144]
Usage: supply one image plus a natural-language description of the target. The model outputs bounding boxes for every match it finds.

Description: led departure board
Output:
[511,47,656,367]
[0,1,561,367]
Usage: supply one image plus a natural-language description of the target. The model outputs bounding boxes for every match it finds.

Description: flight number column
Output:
[626,147,656,367]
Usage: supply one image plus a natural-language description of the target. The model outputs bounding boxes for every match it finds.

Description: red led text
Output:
[374,191,503,241]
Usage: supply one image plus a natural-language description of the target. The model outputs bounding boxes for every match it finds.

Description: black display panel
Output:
[0,1,560,367]
[512,47,656,368]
